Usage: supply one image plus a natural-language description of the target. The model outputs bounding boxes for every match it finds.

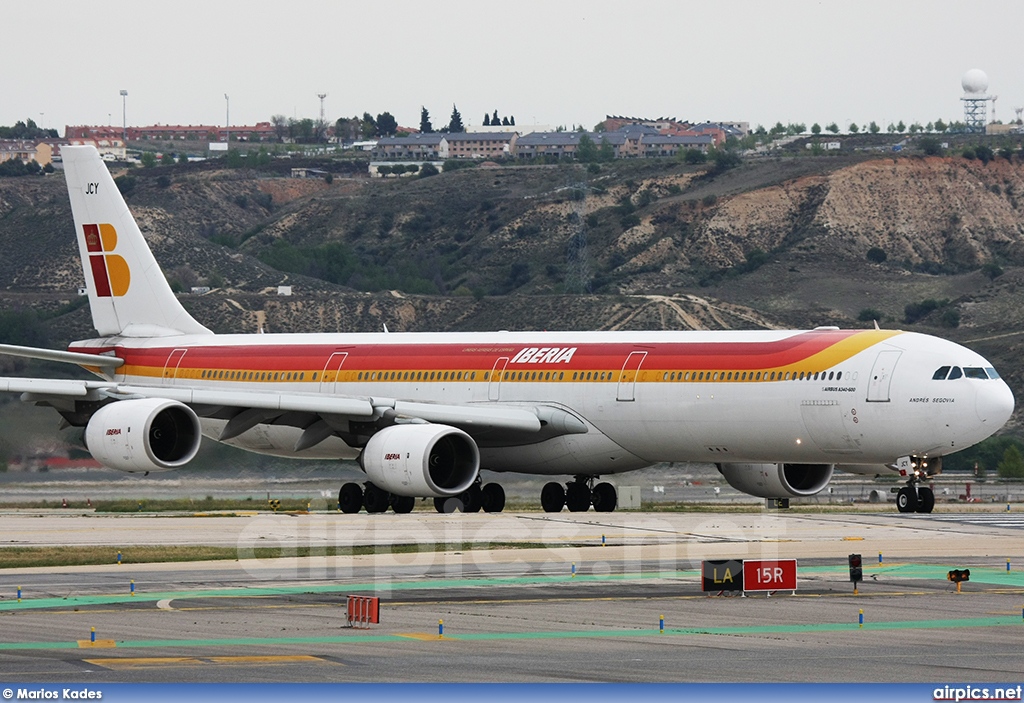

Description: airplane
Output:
[0,145,1014,515]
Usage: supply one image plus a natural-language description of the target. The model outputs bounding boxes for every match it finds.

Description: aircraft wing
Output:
[2,375,547,435]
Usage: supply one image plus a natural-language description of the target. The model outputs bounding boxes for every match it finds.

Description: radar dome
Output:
[962,69,989,94]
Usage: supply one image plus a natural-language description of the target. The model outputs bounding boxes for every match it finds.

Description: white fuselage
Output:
[71,327,1014,477]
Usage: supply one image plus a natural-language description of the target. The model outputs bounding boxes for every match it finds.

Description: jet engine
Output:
[85,398,202,472]
[717,462,834,499]
[360,424,479,498]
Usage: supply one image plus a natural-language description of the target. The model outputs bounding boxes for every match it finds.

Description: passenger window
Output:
[963,367,988,379]
[948,367,963,380]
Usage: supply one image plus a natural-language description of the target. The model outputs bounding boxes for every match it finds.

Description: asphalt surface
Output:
[0,509,1022,683]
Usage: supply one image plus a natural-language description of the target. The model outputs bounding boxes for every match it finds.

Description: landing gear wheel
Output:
[339,482,363,514]
[896,486,918,513]
[541,482,565,513]
[566,482,592,512]
[363,483,390,514]
[390,494,415,514]
[434,496,463,513]
[481,483,506,513]
[460,484,483,513]
[916,486,935,514]
[592,482,617,513]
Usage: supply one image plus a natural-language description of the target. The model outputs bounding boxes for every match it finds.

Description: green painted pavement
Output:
[0,615,1020,652]
[2,564,1021,612]
[0,571,696,612]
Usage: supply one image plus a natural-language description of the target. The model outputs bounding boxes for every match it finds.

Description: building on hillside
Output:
[66,123,277,143]
[600,116,685,133]
[641,134,714,157]
[0,140,36,164]
[445,132,518,159]
[0,139,64,166]
[373,133,449,160]
[65,135,126,160]
[513,131,596,159]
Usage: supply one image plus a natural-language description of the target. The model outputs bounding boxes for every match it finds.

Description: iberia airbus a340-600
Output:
[0,146,1014,514]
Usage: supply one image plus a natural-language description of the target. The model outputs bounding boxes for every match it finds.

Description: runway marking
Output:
[84,655,329,670]
[156,599,174,610]
[76,639,116,648]
[396,633,450,641]
[1,614,1022,653]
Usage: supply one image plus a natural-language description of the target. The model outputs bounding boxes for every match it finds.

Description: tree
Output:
[811,123,821,135]
[576,134,598,162]
[975,144,994,164]
[826,122,839,134]
[360,112,377,139]
[919,137,943,156]
[447,104,464,133]
[997,445,1024,478]
[869,121,880,134]
[509,115,515,126]
[502,116,510,126]
[866,247,887,263]
[934,118,947,133]
[140,151,157,168]
[848,122,859,134]
[419,107,433,133]
[271,115,288,142]
[483,113,490,126]
[419,163,439,178]
[681,148,707,164]
[335,116,360,142]
[492,109,500,125]
[896,120,906,133]
[376,112,398,137]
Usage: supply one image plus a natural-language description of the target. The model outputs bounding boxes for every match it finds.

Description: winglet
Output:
[62,145,211,338]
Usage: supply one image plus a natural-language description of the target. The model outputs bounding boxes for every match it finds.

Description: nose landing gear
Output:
[896,480,935,514]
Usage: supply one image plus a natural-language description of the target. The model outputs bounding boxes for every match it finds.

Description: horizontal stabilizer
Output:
[0,343,124,369]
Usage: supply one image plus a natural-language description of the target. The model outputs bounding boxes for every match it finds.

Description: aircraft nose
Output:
[977,380,1015,427]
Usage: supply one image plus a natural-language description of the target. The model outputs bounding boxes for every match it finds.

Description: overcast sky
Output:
[5,0,1023,134]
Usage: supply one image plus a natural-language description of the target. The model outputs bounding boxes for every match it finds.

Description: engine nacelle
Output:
[85,398,202,472]
[360,424,479,498]
[717,462,834,499]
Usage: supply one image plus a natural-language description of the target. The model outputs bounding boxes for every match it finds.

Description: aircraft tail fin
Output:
[62,145,211,338]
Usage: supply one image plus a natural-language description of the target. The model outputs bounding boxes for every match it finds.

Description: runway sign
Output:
[742,559,798,591]
[701,559,744,592]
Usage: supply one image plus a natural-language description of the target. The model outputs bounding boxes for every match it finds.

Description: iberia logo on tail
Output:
[83,224,130,297]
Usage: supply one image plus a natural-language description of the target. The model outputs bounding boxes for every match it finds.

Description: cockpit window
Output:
[932,366,951,380]
[963,367,988,379]
[986,367,1001,380]
[947,366,963,380]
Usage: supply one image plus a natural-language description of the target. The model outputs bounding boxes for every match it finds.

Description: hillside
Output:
[2,151,1024,435]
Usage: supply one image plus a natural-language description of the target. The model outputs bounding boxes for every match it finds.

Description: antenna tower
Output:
[564,179,592,294]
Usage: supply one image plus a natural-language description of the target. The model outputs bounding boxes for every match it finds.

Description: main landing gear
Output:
[896,481,935,514]
[338,481,416,515]
[337,475,619,514]
[541,475,617,513]
[432,480,506,514]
